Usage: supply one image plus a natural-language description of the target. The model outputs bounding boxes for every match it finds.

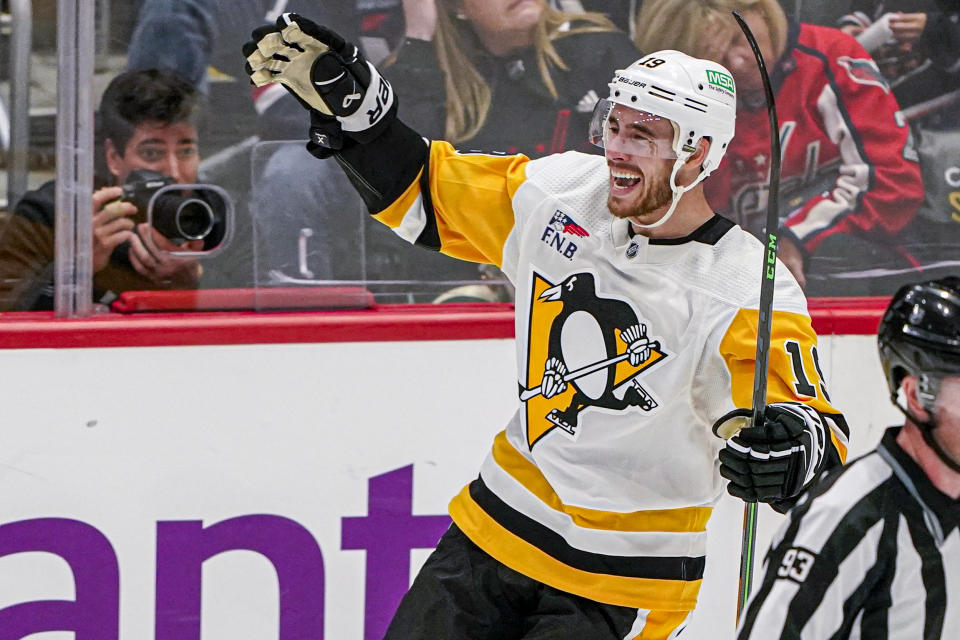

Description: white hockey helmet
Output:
[590,50,737,228]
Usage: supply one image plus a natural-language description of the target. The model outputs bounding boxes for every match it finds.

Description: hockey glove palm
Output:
[714,402,828,508]
[242,13,396,152]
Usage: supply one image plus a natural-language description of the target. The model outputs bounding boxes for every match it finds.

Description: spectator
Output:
[738,277,960,639]
[838,1,960,112]
[833,2,960,287]
[574,1,810,41]
[0,69,213,310]
[635,0,925,295]
[576,1,642,37]
[388,0,639,156]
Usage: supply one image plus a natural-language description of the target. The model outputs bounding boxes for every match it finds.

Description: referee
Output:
[738,276,960,639]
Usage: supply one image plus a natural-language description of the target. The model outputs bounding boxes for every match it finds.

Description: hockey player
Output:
[737,277,960,639]
[243,14,850,638]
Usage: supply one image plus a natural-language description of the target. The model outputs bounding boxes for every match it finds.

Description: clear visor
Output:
[588,99,678,159]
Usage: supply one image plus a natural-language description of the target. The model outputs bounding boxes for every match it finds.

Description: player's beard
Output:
[607,162,674,222]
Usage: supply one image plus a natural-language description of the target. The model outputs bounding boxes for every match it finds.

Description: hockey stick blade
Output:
[731,9,782,625]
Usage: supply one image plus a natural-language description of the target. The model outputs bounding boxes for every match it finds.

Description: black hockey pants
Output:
[383,523,649,640]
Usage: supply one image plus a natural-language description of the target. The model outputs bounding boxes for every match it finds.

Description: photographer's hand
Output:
[92,187,137,274]
[128,224,204,287]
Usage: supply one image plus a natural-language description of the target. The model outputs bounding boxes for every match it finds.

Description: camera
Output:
[121,169,218,242]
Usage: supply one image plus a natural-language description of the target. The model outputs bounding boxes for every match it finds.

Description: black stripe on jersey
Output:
[414,144,441,251]
[905,517,947,639]
[738,462,849,637]
[777,483,889,635]
[648,213,735,246]
[468,477,706,581]
[825,412,850,442]
[794,44,875,214]
[855,515,897,639]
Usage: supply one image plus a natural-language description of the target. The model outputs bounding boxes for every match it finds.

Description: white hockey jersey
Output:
[373,143,849,611]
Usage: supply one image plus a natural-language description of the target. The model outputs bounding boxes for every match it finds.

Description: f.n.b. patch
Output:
[541,210,588,261]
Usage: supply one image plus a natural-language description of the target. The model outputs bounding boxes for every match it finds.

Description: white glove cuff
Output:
[784,403,826,486]
[338,62,394,133]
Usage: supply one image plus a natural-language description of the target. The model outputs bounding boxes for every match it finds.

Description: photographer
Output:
[0,69,215,311]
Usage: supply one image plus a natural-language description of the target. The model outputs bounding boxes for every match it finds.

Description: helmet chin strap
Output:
[633,131,709,230]
[893,389,960,475]
[632,158,686,230]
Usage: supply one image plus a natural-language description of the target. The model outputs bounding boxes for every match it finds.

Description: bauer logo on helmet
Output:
[616,76,647,88]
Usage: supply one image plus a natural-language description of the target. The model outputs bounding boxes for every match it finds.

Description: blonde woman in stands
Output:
[388,0,639,157]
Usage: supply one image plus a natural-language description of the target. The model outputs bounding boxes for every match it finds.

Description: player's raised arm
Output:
[243,13,524,267]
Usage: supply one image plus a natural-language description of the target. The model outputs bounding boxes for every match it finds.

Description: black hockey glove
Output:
[242,13,397,157]
[713,402,828,510]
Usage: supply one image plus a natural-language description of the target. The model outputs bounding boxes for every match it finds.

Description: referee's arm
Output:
[737,477,889,639]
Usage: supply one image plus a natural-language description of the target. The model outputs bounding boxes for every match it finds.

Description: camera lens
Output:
[174,198,216,240]
[152,193,216,241]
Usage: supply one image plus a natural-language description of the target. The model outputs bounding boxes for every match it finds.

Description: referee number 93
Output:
[778,548,816,583]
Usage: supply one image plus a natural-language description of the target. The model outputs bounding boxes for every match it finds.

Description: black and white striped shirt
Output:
[738,427,960,639]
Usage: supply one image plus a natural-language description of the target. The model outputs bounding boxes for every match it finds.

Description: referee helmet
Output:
[878,277,960,412]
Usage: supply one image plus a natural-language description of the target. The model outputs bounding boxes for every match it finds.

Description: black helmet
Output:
[878,276,960,409]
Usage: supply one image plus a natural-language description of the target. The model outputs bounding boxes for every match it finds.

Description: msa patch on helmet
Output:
[837,57,889,93]
[706,70,735,94]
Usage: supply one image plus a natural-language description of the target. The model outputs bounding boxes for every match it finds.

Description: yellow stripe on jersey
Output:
[492,431,713,533]
[372,141,529,266]
[371,167,425,229]
[449,485,704,611]
[720,308,847,462]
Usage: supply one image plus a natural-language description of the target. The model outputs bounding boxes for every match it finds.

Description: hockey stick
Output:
[731,10,781,624]
[520,341,661,401]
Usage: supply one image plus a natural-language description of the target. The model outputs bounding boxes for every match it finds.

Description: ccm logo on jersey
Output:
[777,547,816,584]
[541,210,588,260]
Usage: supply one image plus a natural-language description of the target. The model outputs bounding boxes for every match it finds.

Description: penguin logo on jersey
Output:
[521,271,669,449]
